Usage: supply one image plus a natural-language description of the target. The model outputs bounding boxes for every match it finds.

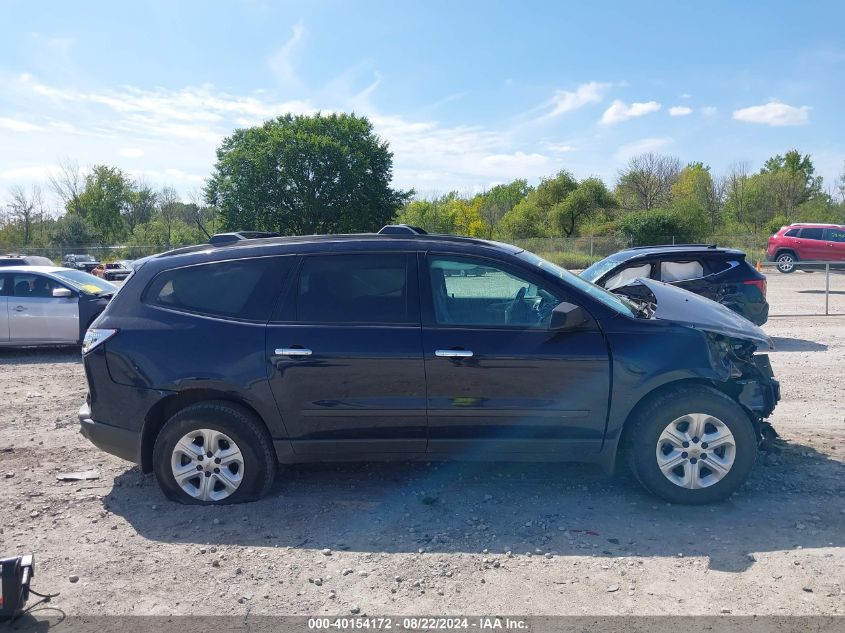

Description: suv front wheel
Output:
[625,385,757,504]
[152,401,277,504]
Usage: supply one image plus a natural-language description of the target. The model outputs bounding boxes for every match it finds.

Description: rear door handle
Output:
[435,349,473,358]
[275,347,313,357]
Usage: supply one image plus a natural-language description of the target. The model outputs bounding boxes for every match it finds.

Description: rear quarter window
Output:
[145,256,293,321]
[784,228,800,237]
[702,258,737,275]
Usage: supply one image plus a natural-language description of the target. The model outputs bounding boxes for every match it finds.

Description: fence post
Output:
[589,235,594,259]
[825,263,830,316]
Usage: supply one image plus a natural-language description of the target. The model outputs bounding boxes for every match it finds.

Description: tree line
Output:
[397,151,844,245]
[2,112,844,255]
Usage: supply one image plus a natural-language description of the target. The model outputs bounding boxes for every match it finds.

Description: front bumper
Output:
[737,378,780,419]
[78,402,142,464]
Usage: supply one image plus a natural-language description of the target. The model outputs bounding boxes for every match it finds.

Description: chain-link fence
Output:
[0,234,776,268]
[511,235,771,269]
[0,244,164,263]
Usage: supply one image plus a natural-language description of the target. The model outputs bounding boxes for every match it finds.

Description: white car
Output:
[0,266,117,346]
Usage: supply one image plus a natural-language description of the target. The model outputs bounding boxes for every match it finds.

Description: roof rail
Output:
[627,243,718,250]
[208,230,281,246]
[378,224,428,235]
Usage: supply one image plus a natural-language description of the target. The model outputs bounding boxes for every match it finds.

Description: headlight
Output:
[82,328,117,355]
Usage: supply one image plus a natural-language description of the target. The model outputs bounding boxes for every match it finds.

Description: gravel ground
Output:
[1,272,844,617]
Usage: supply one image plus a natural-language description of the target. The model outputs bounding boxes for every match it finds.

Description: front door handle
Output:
[435,349,473,358]
[14,305,26,312]
[275,347,313,357]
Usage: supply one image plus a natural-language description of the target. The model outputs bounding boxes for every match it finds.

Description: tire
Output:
[775,251,797,273]
[625,385,757,504]
[152,400,277,505]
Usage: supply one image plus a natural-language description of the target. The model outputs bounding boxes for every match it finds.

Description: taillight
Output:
[744,278,767,297]
[82,328,118,355]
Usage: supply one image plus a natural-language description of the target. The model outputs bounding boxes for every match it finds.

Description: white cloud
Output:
[668,106,692,117]
[680,93,692,99]
[600,100,661,125]
[538,82,610,121]
[119,147,144,158]
[700,106,718,117]
[268,21,306,88]
[16,74,313,143]
[613,137,673,162]
[545,142,576,153]
[0,163,57,181]
[0,117,46,132]
[732,101,810,126]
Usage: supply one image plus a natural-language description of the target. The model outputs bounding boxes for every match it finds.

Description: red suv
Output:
[766,223,845,273]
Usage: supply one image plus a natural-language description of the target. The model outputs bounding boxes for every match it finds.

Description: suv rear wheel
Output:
[152,401,276,504]
[625,385,757,504]
[775,251,797,273]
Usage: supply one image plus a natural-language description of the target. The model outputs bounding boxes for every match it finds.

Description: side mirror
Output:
[550,302,588,331]
[52,287,73,298]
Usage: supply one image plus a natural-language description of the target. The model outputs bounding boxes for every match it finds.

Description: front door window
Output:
[428,256,562,328]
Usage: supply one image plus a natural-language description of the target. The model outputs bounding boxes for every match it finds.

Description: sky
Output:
[1,0,844,206]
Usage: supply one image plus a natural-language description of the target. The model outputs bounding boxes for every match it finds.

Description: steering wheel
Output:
[504,287,527,324]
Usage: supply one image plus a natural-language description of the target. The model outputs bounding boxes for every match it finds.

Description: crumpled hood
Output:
[635,278,773,349]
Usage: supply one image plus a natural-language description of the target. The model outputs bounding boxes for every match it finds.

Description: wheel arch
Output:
[613,377,758,468]
[140,390,270,473]
[774,248,798,260]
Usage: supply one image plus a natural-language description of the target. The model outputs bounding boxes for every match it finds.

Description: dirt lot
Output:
[1,272,844,617]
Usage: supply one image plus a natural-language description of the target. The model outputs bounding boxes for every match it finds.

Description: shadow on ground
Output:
[798,289,845,295]
[104,436,845,574]
[771,336,828,352]
[0,347,81,365]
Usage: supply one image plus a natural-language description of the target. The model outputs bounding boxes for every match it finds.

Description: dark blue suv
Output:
[79,229,779,505]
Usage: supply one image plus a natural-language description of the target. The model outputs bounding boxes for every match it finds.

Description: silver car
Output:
[0,266,117,346]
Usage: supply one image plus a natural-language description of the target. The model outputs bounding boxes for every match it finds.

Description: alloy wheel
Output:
[170,428,245,502]
[655,413,736,489]
[776,254,795,272]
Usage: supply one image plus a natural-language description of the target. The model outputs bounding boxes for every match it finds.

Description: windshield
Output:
[580,254,625,283]
[53,269,117,295]
[516,251,637,318]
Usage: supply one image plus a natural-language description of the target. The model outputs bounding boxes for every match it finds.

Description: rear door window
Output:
[660,260,704,282]
[147,256,292,321]
[799,228,824,240]
[295,253,414,324]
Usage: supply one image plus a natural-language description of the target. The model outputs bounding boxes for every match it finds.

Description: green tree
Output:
[616,153,681,211]
[78,165,131,243]
[395,193,459,234]
[550,177,617,237]
[760,150,823,217]
[474,179,531,239]
[124,180,157,235]
[206,112,411,235]
[498,170,577,238]
[52,213,94,249]
[617,209,706,245]
[671,162,723,232]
